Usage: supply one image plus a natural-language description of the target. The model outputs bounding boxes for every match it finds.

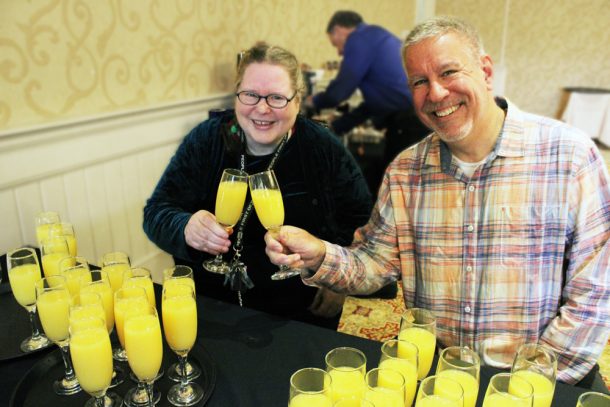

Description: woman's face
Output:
[235,63,300,155]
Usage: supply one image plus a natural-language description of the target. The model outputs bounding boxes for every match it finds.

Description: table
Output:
[0,282,597,406]
[561,87,610,146]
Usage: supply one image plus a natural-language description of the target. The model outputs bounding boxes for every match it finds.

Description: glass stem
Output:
[178,354,189,389]
[95,395,105,407]
[145,382,154,407]
[28,308,43,339]
[59,344,76,381]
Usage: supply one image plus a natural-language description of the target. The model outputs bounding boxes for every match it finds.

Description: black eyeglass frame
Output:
[235,90,298,109]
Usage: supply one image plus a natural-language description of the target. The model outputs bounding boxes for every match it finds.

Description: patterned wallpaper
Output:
[0,0,415,130]
[437,0,610,118]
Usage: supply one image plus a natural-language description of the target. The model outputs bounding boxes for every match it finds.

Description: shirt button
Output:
[464,306,471,313]
[468,185,475,192]
[466,266,473,272]
[466,225,474,232]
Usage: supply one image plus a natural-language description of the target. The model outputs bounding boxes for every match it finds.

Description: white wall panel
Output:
[0,94,232,281]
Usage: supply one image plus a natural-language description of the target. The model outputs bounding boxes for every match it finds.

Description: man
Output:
[266,17,610,386]
[307,10,429,192]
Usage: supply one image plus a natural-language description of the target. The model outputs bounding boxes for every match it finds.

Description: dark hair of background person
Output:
[326,10,363,33]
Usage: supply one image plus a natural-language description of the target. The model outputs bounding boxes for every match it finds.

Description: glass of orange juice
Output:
[123,267,156,309]
[203,168,248,274]
[436,346,480,407]
[365,367,405,407]
[324,347,366,404]
[69,316,122,406]
[41,236,71,279]
[511,344,557,407]
[482,372,533,407]
[249,169,301,280]
[398,308,436,380]
[577,392,610,407]
[124,306,163,407]
[6,247,52,352]
[289,368,333,407]
[100,251,130,293]
[415,375,463,407]
[113,286,148,362]
[162,283,204,405]
[35,275,81,395]
[380,339,419,407]
[49,222,77,257]
[163,265,201,383]
[35,211,60,246]
[59,256,91,298]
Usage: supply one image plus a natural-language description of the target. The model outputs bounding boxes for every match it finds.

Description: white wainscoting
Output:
[0,94,233,282]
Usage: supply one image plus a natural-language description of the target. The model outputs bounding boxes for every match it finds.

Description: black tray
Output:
[10,341,217,407]
[0,283,53,361]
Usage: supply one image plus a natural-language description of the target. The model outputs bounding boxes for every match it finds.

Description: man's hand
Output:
[264,226,326,271]
[184,210,231,255]
[309,288,346,318]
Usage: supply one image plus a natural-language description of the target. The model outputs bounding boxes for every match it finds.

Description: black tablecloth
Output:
[0,282,599,406]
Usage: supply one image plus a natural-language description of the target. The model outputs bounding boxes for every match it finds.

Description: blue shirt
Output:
[313,23,413,116]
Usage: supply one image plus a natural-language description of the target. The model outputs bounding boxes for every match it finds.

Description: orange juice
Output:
[251,188,284,229]
[123,277,156,309]
[63,267,91,298]
[380,358,418,406]
[399,327,436,379]
[103,262,130,292]
[289,394,333,407]
[80,282,114,333]
[163,277,196,294]
[437,369,478,407]
[365,386,404,407]
[125,314,163,381]
[328,367,365,402]
[162,294,197,353]
[8,263,41,307]
[70,325,113,396]
[215,180,248,227]
[42,252,68,279]
[114,295,149,348]
[512,370,554,407]
[483,392,531,407]
[416,395,461,407]
[37,289,71,343]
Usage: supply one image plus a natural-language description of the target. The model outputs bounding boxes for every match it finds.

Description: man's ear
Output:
[480,54,494,90]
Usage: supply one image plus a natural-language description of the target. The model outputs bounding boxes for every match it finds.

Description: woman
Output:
[143,44,372,328]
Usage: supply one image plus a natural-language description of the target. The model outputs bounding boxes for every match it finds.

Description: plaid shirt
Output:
[305,99,610,383]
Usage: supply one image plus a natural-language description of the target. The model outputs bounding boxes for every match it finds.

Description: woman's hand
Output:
[184,210,232,255]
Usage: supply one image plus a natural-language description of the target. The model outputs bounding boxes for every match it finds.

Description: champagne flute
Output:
[70,292,107,330]
[398,308,436,380]
[324,347,367,403]
[69,316,122,406]
[59,256,91,298]
[162,283,204,406]
[41,235,71,279]
[163,265,201,382]
[124,306,164,407]
[436,346,480,407]
[202,168,248,274]
[35,275,81,395]
[100,251,131,293]
[114,286,149,362]
[482,372,533,407]
[35,211,60,246]
[123,267,157,309]
[6,247,52,352]
[249,169,300,280]
[289,367,333,407]
[81,270,125,387]
[49,222,77,257]
[364,367,405,407]
[380,339,419,407]
[511,344,557,407]
[577,392,610,407]
[415,375,464,407]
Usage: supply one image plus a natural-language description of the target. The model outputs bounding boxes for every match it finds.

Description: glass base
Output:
[109,365,125,388]
[84,392,122,407]
[202,258,230,274]
[124,385,161,406]
[113,346,128,362]
[168,359,202,382]
[270,266,301,280]
[20,334,52,353]
[167,382,205,406]
[53,374,81,395]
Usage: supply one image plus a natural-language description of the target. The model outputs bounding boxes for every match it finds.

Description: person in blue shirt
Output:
[306,10,429,193]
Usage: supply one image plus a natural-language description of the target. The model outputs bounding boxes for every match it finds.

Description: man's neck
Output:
[450,103,506,163]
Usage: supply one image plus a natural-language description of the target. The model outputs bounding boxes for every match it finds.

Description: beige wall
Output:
[0,0,415,131]
[437,0,610,118]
